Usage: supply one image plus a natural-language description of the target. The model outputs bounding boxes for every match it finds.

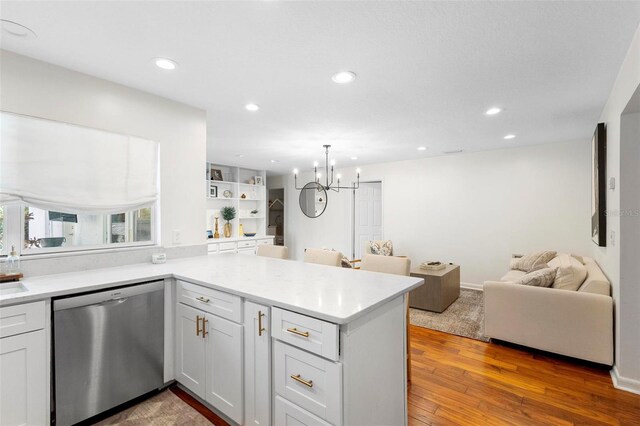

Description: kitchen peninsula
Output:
[0,253,423,426]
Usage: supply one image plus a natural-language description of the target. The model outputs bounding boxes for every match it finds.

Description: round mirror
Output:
[299,182,328,218]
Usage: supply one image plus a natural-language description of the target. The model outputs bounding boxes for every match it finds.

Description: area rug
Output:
[95,389,212,425]
[410,289,489,342]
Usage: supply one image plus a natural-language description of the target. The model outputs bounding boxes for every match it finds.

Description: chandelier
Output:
[293,145,361,192]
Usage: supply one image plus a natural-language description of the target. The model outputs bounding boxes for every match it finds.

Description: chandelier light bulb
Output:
[337,173,342,180]
[313,161,319,167]
[293,168,299,175]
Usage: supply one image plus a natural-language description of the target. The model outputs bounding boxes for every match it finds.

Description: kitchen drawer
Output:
[256,239,273,246]
[0,301,45,339]
[238,240,256,249]
[178,281,242,323]
[274,341,342,425]
[238,248,256,255]
[275,396,332,426]
[207,243,218,253]
[219,242,237,252]
[272,308,339,361]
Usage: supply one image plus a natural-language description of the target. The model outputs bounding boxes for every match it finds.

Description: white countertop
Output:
[0,254,423,324]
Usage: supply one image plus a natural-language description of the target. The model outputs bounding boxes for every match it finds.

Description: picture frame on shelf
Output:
[211,168,224,181]
[255,176,263,185]
[209,184,218,198]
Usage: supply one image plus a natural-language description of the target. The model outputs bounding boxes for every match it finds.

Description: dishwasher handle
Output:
[54,281,164,311]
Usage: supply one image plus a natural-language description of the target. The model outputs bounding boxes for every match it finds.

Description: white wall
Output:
[595,24,640,392]
[280,140,592,286]
[0,50,207,268]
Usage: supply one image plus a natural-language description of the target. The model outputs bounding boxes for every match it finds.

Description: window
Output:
[1,204,155,255]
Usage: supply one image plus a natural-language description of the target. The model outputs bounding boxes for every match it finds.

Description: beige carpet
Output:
[410,289,489,342]
[95,390,212,425]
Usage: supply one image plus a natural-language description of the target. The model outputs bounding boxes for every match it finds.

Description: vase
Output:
[224,222,232,238]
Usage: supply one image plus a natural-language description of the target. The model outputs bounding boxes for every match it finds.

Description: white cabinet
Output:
[175,287,243,425]
[205,315,243,424]
[175,303,207,396]
[207,236,274,255]
[0,302,47,426]
[244,302,271,426]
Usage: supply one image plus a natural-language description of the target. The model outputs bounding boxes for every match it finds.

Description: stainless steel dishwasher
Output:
[53,281,165,426]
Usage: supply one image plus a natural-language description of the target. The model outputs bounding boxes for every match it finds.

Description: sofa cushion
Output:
[369,240,393,256]
[549,254,587,291]
[510,251,557,272]
[501,269,526,282]
[515,267,558,287]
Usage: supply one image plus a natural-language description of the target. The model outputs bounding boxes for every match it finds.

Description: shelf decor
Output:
[205,162,269,241]
[221,206,236,238]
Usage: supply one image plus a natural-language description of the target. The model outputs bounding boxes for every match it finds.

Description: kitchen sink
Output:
[0,282,28,295]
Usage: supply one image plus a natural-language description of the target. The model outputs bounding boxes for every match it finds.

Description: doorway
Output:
[268,188,285,245]
[352,181,383,259]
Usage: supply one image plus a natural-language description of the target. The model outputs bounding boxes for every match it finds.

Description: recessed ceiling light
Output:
[417,146,427,151]
[235,154,245,158]
[1,19,37,39]
[504,134,516,140]
[332,71,357,84]
[270,159,279,163]
[245,103,260,112]
[154,58,177,70]
[485,107,502,116]
[350,156,358,160]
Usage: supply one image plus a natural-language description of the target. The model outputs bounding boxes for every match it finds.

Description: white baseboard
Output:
[461,281,483,291]
[611,365,640,395]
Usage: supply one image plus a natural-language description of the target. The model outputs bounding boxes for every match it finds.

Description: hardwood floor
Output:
[408,326,640,426]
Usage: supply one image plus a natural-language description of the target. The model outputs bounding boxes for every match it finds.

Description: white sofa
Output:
[483,256,613,365]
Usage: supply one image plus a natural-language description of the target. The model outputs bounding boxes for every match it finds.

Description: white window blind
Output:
[0,112,159,214]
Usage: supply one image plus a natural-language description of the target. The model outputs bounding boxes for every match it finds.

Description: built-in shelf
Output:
[206,162,267,238]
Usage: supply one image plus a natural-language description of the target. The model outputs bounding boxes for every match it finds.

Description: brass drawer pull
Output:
[286,327,309,338]
[196,296,210,303]
[196,315,202,337]
[202,317,209,338]
[291,374,313,388]
[258,311,266,337]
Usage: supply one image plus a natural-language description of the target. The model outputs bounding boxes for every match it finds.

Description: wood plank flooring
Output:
[408,326,640,426]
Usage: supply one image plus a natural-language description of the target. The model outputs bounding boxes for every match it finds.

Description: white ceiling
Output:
[1,1,639,175]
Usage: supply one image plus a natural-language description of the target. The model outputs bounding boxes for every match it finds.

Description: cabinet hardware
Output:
[202,317,209,338]
[286,327,309,338]
[291,374,313,388]
[196,315,202,336]
[196,296,210,303]
[258,310,266,336]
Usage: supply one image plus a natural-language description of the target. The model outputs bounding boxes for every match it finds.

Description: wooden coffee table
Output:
[409,264,460,313]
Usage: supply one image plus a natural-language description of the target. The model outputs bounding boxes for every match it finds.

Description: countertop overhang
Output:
[0,253,424,324]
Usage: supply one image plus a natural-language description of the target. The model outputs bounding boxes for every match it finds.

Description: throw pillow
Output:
[510,251,557,272]
[549,254,588,291]
[369,240,393,256]
[515,267,558,287]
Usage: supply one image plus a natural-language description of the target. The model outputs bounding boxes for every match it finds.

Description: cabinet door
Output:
[244,302,271,426]
[0,330,47,426]
[205,313,244,425]
[175,303,207,398]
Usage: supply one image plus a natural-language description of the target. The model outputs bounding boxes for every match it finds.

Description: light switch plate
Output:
[172,229,182,244]
[609,177,616,190]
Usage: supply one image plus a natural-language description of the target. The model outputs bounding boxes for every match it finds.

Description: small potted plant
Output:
[220,206,236,238]
[250,209,259,217]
